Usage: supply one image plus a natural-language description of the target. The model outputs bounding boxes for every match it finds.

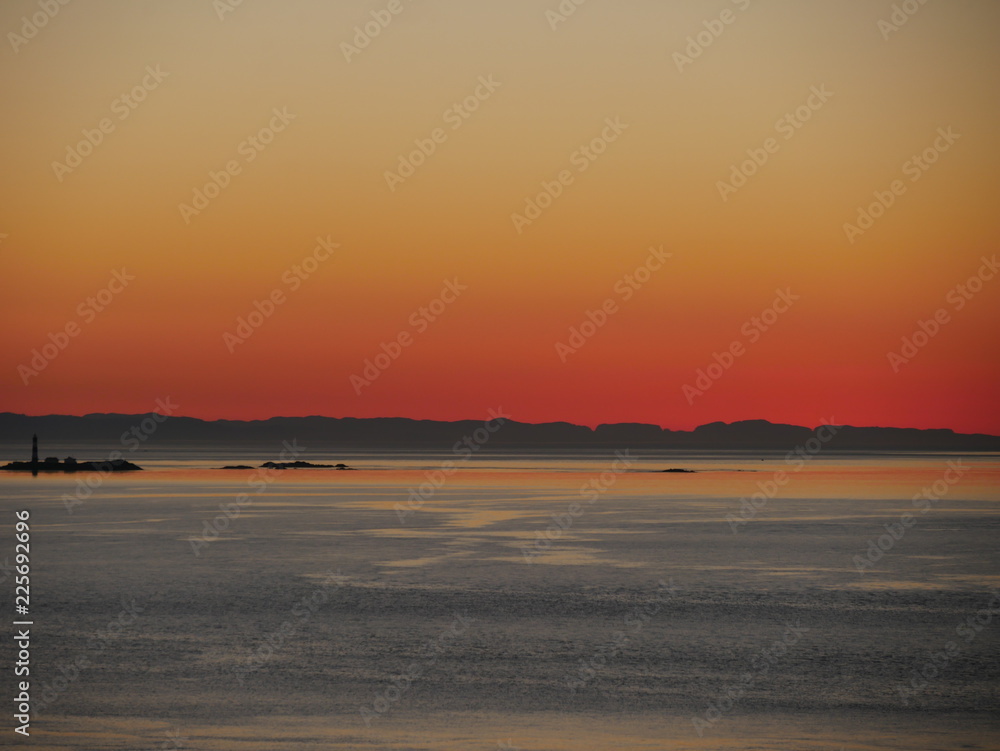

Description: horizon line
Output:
[2,411,998,439]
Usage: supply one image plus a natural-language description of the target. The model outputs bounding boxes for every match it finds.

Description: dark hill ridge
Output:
[0,413,997,451]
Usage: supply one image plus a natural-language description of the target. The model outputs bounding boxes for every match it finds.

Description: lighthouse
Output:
[31,434,38,466]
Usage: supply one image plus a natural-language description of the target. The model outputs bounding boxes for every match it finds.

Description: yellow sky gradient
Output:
[1,0,998,430]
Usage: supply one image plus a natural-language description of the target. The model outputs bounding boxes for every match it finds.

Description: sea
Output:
[1,443,998,750]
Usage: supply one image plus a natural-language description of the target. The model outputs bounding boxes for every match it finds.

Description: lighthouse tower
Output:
[31,434,38,465]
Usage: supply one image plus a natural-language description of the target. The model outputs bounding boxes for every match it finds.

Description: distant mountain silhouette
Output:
[0,413,997,451]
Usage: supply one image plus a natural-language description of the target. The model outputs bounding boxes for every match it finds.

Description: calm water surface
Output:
[1,447,998,749]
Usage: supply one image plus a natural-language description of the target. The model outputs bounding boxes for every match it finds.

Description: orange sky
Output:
[1,0,998,432]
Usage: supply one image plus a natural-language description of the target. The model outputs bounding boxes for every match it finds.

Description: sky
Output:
[1,0,998,432]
